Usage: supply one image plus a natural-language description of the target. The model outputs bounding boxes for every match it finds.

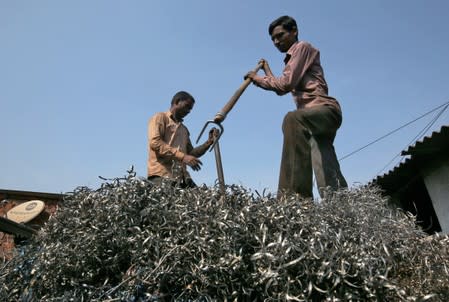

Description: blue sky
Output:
[1,1,449,196]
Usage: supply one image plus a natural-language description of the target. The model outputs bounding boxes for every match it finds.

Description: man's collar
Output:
[284,41,299,64]
[167,110,183,123]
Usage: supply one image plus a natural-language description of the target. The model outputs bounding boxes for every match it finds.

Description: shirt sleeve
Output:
[253,42,318,95]
[149,113,185,161]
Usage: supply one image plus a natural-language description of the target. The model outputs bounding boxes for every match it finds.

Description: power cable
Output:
[338,100,449,162]
[406,103,449,148]
[375,102,449,176]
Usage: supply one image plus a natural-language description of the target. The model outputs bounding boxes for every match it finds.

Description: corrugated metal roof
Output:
[402,125,449,156]
[372,125,449,193]
[0,189,64,201]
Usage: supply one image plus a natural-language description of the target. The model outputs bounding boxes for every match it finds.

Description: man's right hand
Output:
[182,154,202,171]
[244,71,256,81]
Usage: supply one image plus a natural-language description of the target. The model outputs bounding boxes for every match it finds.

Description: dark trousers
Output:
[278,105,347,198]
[148,176,197,188]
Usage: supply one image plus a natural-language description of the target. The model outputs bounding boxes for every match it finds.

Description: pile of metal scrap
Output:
[0,171,448,301]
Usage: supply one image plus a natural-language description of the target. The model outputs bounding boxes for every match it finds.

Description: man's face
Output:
[173,98,194,120]
[270,25,297,53]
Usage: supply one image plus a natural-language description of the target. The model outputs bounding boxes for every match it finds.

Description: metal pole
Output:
[213,138,226,195]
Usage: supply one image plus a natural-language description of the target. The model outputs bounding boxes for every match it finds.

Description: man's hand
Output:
[182,154,203,171]
[206,128,220,146]
[244,70,257,81]
[245,58,272,82]
[259,58,273,77]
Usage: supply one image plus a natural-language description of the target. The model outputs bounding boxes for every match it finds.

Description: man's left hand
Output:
[206,128,219,145]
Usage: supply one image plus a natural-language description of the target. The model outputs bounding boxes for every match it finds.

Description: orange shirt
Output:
[253,41,341,111]
[147,111,193,180]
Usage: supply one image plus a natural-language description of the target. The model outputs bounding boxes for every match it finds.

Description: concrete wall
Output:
[422,157,449,234]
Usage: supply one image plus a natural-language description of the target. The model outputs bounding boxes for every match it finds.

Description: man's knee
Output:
[282,111,299,132]
[282,111,310,140]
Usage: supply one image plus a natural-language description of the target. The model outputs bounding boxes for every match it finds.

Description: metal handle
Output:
[196,121,223,151]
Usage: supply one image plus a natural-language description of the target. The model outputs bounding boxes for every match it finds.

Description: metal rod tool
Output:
[196,61,263,193]
[213,136,225,194]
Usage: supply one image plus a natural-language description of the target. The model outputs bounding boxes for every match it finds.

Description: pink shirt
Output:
[253,41,341,111]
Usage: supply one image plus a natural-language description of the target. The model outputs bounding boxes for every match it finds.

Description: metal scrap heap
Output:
[1,171,448,301]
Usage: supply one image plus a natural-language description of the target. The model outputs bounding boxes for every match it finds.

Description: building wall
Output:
[422,157,449,234]
[0,191,62,260]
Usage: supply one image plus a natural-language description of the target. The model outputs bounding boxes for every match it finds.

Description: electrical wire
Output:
[375,102,449,176]
[338,100,449,162]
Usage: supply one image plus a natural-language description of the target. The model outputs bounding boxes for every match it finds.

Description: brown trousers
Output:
[278,104,347,198]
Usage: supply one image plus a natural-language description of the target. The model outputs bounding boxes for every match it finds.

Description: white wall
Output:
[422,157,449,233]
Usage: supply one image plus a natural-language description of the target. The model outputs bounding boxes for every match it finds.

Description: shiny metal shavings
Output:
[1,170,448,301]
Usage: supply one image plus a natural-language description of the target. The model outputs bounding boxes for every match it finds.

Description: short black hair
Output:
[269,15,298,38]
[171,91,195,106]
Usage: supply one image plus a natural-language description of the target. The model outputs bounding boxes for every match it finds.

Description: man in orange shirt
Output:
[245,16,347,198]
[147,91,215,188]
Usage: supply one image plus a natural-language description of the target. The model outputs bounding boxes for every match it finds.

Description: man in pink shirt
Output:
[245,15,347,198]
[147,91,215,188]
